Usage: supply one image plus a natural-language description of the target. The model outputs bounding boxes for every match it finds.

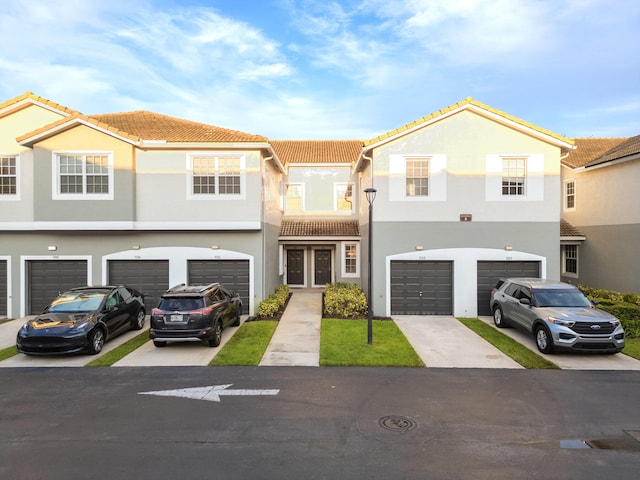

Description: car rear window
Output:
[158,297,205,311]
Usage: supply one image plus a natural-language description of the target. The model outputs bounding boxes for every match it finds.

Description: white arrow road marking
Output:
[139,384,280,403]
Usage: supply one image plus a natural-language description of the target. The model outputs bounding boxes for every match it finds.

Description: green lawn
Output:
[623,337,640,360]
[210,320,278,366]
[457,317,560,369]
[320,319,424,367]
[85,330,151,367]
[0,345,18,361]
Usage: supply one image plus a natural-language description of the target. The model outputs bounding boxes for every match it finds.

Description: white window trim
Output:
[562,244,579,277]
[283,182,305,212]
[485,154,544,201]
[334,182,354,213]
[0,153,20,201]
[341,241,360,278]
[52,151,114,200]
[563,179,576,212]
[186,152,246,200]
[389,154,447,202]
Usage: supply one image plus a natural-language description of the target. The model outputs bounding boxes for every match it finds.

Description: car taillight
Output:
[190,307,213,316]
[151,308,165,316]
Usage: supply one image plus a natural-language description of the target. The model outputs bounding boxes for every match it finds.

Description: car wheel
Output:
[132,309,146,330]
[209,320,222,347]
[88,329,105,355]
[493,307,507,328]
[153,340,167,348]
[231,311,241,327]
[535,325,554,354]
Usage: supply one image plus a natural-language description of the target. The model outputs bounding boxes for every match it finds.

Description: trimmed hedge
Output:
[257,284,290,319]
[579,285,640,338]
[323,282,368,318]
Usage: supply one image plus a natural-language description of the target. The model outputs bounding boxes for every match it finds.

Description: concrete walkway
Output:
[259,290,322,366]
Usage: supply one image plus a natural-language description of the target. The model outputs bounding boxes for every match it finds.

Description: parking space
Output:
[478,316,640,370]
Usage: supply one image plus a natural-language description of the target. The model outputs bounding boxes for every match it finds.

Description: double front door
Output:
[287,248,332,287]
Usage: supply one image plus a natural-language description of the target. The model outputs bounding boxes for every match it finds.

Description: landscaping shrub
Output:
[323,282,368,318]
[257,285,290,319]
[579,285,640,338]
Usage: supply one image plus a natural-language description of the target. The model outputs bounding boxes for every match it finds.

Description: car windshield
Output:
[533,288,592,308]
[158,297,204,311]
[48,291,107,312]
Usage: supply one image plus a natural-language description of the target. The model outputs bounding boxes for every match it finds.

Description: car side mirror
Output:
[519,298,531,306]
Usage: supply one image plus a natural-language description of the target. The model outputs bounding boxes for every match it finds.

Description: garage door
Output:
[0,260,7,316]
[391,261,453,315]
[477,261,541,316]
[27,260,88,315]
[188,260,250,314]
[108,260,170,310]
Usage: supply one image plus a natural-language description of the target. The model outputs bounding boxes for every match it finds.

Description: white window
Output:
[406,158,429,197]
[187,153,244,199]
[53,152,113,200]
[284,183,304,212]
[334,183,354,212]
[564,180,576,211]
[502,157,526,196]
[562,244,578,276]
[389,154,447,202]
[0,154,18,198]
[342,242,359,277]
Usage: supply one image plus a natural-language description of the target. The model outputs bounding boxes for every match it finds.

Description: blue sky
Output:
[1,0,639,140]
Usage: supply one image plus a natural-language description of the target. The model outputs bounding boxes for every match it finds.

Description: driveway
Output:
[478,316,640,370]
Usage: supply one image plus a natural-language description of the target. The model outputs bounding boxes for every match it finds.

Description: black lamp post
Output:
[364,187,377,344]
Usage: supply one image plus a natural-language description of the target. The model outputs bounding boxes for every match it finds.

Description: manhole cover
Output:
[379,415,417,432]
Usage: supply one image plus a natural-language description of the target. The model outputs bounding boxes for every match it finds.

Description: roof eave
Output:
[18,117,141,147]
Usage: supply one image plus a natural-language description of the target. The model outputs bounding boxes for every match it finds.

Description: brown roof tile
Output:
[90,110,268,143]
[560,219,585,238]
[562,137,627,168]
[585,134,640,167]
[271,140,363,165]
[280,220,360,237]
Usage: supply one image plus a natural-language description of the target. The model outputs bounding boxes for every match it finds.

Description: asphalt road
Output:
[2,367,640,480]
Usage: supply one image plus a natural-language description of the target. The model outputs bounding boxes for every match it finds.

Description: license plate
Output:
[169,314,183,322]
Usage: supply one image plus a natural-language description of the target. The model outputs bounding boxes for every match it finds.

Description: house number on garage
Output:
[139,384,280,403]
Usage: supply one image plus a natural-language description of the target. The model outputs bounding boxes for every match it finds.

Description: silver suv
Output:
[490,278,625,354]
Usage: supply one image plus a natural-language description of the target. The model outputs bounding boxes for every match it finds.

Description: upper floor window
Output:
[406,158,429,197]
[562,244,578,276]
[284,183,304,212]
[334,183,353,212]
[188,153,244,199]
[53,152,113,200]
[0,155,17,197]
[564,180,576,211]
[502,157,526,196]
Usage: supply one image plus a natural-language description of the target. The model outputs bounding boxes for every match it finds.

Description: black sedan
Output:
[16,286,146,355]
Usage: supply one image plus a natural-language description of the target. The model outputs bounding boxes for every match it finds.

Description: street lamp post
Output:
[364,187,377,345]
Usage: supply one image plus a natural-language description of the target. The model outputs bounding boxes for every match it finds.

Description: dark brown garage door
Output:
[27,260,88,314]
[188,260,250,314]
[0,260,7,316]
[391,261,453,315]
[477,261,541,315]
[108,260,170,310]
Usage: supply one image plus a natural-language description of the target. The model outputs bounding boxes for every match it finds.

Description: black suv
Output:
[150,283,242,348]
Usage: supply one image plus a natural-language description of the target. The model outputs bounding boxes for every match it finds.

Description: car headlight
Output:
[610,320,621,328]
[70,322,92,333]
[548,317,575,327]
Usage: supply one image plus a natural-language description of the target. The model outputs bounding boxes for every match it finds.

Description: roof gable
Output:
[363,97,574,150]
[0,91,80,119]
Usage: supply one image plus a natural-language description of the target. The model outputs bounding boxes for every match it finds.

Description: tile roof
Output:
[584,134,640,167]
[0,91,81,117]
[17,113,141,146]
[562,137,627,168]
[90,111,268,143]
[364,97,574,148]
[560,219,585,238]
[270,140,363,165]
[279,220,360,237]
